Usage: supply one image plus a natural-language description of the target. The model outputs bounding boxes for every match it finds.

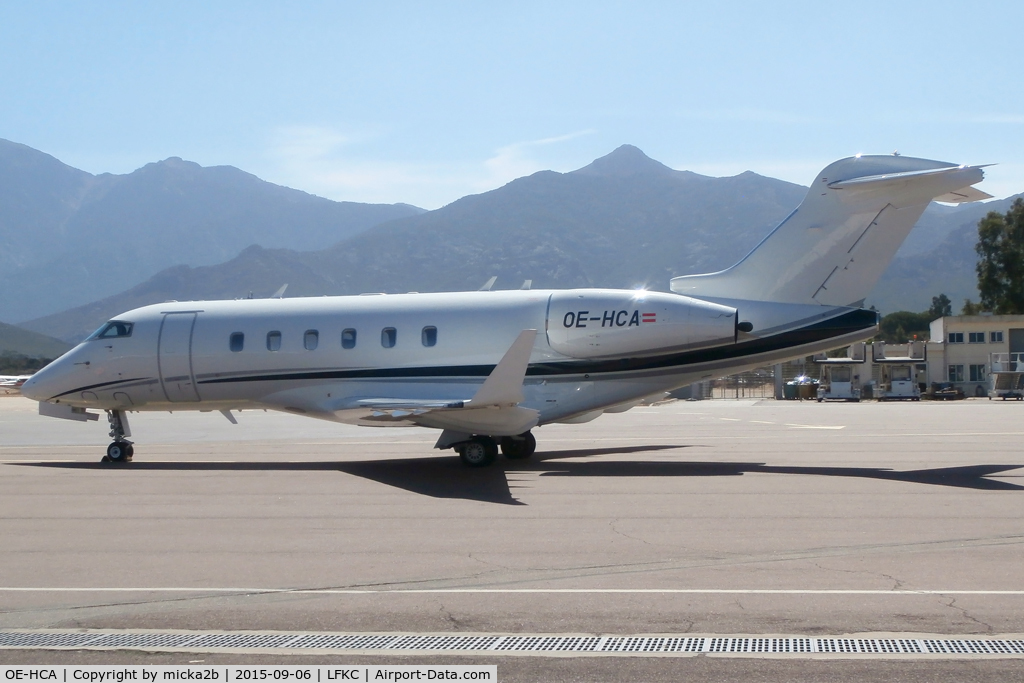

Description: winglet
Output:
[478,276,497,291]
[469,330,537,406]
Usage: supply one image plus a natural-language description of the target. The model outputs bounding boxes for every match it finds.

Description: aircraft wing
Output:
[346,330,540,436]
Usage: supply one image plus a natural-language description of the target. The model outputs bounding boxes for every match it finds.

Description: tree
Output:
[878,311,931,342]
[976,198,1024,313]
[928,293,952,318]
[961,298,984,315]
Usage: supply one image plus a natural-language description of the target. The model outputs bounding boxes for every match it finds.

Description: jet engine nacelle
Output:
[546,289,737,359]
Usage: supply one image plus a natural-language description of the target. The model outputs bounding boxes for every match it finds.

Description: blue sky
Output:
[2,1,1021,209]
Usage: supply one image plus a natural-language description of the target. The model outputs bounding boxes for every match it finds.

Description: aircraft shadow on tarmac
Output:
[16,444,1024,505]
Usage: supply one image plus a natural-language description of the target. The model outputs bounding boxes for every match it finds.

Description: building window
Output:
[381,327,397,348]
[948,364,964,382]
[421,326,437,347]
[991,331,1004,343]
[229,332,244,352]
[267,331,282,351]
[969,364,986,382]
[969,332,985,343]
[948,332,964,344]
[304,330,319,350]
[342,328,357,349]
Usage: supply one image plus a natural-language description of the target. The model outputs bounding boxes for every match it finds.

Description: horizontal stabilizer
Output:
[934,185,994,203]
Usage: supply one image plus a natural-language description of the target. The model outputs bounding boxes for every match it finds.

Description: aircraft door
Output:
[158,312,201,402]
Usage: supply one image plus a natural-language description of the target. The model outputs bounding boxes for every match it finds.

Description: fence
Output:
[680,361,823,400]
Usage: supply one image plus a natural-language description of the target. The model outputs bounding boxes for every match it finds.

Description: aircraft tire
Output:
[106,441,131,463]
[501,431,536,459]
[458,437,498,467]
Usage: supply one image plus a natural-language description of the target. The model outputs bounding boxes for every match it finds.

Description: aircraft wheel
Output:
[105,441,132,463]
[501,431,537,459]
[458,437,498,467]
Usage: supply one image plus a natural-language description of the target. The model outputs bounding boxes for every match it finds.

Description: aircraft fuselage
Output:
[27,288,875,428]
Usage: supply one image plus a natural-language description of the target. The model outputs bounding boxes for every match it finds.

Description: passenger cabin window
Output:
[381,327,397,348]
[342,328,357,349]
[267,331,282,351]
[304,330,319,350]
[89,321,134,340]
[229,332,244,352]
[422,326,437,347]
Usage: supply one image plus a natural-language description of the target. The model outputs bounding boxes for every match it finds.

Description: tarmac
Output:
[2,395,1024,681]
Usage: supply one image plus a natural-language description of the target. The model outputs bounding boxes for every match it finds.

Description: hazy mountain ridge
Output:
[21,146,810,342]
[869,194,1022,313]
[0,320,71,359]
[0,138,423,322]
[11,143,1015,344]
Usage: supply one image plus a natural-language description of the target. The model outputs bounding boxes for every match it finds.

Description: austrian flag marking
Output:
[642,312,657,323]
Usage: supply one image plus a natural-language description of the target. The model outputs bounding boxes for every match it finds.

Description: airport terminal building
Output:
[928,314,1024,396]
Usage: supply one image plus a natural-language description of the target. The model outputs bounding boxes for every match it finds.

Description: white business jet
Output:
[0,375,32,397]
[21,154,990,466]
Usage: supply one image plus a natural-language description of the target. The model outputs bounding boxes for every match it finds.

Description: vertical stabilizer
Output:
[670,155,989,306]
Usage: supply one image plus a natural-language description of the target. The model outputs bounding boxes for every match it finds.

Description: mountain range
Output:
[1,140,1013,346]
[0,138,423,323]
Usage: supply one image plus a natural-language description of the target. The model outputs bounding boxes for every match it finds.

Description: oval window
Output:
[266,331,282,351]
[304,329,319,350]
[342,328,357,349]
[381,327,396,348]
[422,326,437,347]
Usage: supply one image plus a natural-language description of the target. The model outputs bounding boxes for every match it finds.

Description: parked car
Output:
[927,382,965,400]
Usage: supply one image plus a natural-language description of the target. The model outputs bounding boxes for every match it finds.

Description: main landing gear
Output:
[102,409,134,463]
[455,431,537,467]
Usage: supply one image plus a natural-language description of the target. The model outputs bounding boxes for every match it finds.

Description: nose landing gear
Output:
[102,410,134,463]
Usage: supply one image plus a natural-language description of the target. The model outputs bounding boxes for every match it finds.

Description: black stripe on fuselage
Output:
[198,309,877,386]
[49,377,151,401]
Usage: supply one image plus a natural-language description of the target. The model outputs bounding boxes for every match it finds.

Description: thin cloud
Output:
[483,129,597,185]
[265,126,598,209]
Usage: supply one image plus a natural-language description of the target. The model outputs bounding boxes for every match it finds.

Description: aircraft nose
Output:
[20,355,75,402]
[20,371,53,401]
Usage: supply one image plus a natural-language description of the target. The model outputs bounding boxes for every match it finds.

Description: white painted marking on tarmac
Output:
[2,587,1024,595]
[785,424,846,430]
[749,420,775,424]
[719,418,741,421]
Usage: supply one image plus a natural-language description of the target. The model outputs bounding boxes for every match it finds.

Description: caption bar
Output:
[1,668,495,682]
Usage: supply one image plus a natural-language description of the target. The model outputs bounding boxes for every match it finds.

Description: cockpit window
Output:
[88,321,134,340]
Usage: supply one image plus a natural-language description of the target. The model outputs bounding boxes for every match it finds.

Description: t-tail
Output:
[670,155,990,306]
